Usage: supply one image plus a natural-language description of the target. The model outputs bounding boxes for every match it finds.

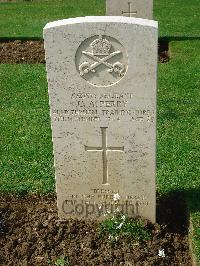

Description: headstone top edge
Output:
[43,16,158,32]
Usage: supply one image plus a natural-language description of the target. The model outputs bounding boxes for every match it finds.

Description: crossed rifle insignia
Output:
[79,45,126,77]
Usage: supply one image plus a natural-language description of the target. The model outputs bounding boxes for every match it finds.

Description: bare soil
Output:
[159,39,170,63]
[0,39,169,64]
[0,40,45,64]
[0,193,192,266]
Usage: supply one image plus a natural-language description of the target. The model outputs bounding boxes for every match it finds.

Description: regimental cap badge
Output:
[90,35,112,56]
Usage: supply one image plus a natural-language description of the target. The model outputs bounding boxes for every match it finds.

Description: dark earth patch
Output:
[0,193,192,266]
[0,39,169,64]
[0,40,45,64]
[158,39,170,63]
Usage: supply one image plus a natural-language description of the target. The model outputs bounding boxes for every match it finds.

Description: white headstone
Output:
[106,0,153,20]
[44,16,158,223]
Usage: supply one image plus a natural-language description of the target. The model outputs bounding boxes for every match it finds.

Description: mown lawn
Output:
[157,40,200,261]
[157,40,200,194]
[0,65,54,193]
[0,0,200,262]
[0,0,105,38]
[0,0,200,38]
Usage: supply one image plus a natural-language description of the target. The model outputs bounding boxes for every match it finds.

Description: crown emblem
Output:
[90,35,112,56]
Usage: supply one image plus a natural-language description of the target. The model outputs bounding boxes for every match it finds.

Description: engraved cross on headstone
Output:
[85,127,124,185]
[122,2,137,17]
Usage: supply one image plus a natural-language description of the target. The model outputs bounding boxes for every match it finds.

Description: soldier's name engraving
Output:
[53,91,155,122]
[77,100,128,108]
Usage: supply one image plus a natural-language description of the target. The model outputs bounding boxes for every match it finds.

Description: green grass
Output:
[154,0,200,37]
[0,0,105,38]
[0,64,55,194]
[157,40,200,260]
[0,0,200,262]
[157,40,200,193]
[187,191,200,263]
[0,0,199,38]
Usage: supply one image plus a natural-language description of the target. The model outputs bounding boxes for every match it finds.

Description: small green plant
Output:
[55,255,68,266]
[48,255,69,266]
[100,213,151,241]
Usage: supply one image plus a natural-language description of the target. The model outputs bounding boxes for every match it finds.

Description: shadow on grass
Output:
[157,192,189,235]
[0,37,43,42]
[1,36,200,43]
[157,189,200,236]
[185,188,200,214]
[160,36,200,42]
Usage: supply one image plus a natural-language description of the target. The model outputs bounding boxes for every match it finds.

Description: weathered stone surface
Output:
[106,0,153,19]
[44,16,158,222]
